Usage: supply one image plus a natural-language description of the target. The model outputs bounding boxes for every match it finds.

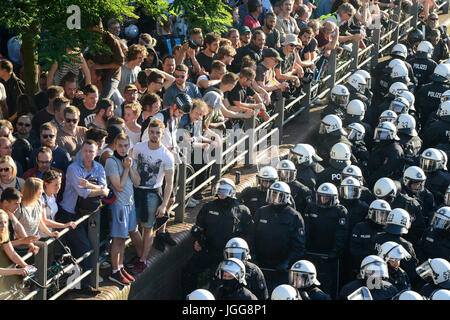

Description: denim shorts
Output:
[109,203,137,238]
[135,189,161,229]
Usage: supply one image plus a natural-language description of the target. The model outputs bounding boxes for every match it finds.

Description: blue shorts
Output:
[135,190,161,229]
[109,203,137,239]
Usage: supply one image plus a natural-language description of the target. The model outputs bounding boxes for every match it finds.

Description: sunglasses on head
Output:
[65,118,78,123]
[42,134,55,139]
[17,122,31,127]
[0,167,9,172]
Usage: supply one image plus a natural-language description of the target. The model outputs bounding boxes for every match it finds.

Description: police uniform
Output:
[343,116,374,150]
[415,81,450,127]
[317,164,346,187]
[388,265,411,292]
[402,185,436,226]
[299,286,331,300]
[317,133,353,164]
[425,169,450,205]
[339,278,398,300]
[344,83,370,110]
[418,282,450,299]
[416,227,450,263]
[213,284,258,300]
[407,56,438,88]
[288,180,313,214]
[421,119,450,149]
[367,140,405,187]
[398,132,423,166]
[296,162,322,191]
[238,187,268,217]
[320,101,346,120]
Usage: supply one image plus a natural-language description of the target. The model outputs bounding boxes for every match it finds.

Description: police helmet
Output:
[396,114,418,137]
[391,63,409,79]
[407,29,424,45]
[316,182,339,208]
[388,82,408,96]
[215,258,247,285]
[214,178,237,198]
[174,93,194,113]
[385,208,411,235]
[359,255,389,280]
[374,121,400,142]
[430,206,450,230]
[430,289,450,300]
[438,149,448,170]
[446,185,450,206]
[289,260,320,289]
[330,84,350,107]
[394,290,425,300]
[347,74,367,94]
[330,142,352,169]
[403,166,426,194]
[289,144,313,165]
[416,40,434,58]
[368,199,391,225]
[271,284,301,300]
[256,166,278,192]
[340,176,362,200]
[353,69,371,89]
[389,96,410,114]
[303,144,323,163]
[437,100,450,121]
[391,43,408,59]
[416,258,450,288]
[378,110,398,124]
[377,241,412,262]
[319,114,347,136]
[441,90,450,104]
[276,160,297,183]
[186,289,215,300]
[431,64,450,83]
[388,58,406,70]
[347,122,366,142]
[224,237,251,261]
[346,99,366,120]
[373,177,397,202]
[398,91,416,111]
[266,181,291,205]
[342,165,363,182]
[420,148,445,173]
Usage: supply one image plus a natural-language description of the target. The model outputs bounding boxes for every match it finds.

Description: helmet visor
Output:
[215,182,235,197]
[370,209,390,225]
[347,128,363,141]
[431,213,450,230]
[373,128,391,141]
[340,185,361,200]
[390,101,408,114]
[416,260,433,281]
[445,191,450,206]
[403,177,425,193]
[257,177,275,192]
[334,94,349,106]
[289,270,313,289]
[316,193,336,208]
[224,247,248,261]
[278,169,296,183]
[267,189,288,205]
[364,261,389,279]
[319,122,329,134]
[420,157,439,172]
[384,244,412,261]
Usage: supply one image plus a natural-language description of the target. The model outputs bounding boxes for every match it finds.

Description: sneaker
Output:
[153,233,166,252]
[120,267,135,282]
[108,271,131,286]
[125,255,140,269]
[186,198,198,208]
[162,232,177,246]
[131,260,148,275]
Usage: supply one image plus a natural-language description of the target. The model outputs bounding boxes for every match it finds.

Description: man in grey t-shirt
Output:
[105,133,141,285]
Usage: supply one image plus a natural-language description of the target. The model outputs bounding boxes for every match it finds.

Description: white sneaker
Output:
[186,198,198,208]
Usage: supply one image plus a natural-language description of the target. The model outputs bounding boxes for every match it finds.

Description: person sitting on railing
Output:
[316,20,340,57]
[274,34,303,98]
[0,210,36,277]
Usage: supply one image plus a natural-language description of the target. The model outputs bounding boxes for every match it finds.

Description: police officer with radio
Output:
[181,178,253,297]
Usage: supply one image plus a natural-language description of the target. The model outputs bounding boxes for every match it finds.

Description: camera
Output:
[184,39,198,50]
[301,68,314,84]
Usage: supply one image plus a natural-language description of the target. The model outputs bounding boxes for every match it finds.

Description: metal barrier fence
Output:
[6,1,446,299]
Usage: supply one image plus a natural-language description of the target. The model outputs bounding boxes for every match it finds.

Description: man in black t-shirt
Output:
[77,84,99,127]
[195,32,220,74]
[31,86,64,136]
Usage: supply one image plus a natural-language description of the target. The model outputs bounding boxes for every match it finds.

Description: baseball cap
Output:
[239,26,251,34]
[174,93,193,113]
[263,48,283,62]
[283,33,300,46]
[203,91,223,112]
[124,84,138,92]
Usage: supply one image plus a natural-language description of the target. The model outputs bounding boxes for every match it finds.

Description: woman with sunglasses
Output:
[40,170,77,235]
[0,156,24,196]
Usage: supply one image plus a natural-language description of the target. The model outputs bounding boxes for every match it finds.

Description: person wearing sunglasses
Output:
[162,64,202,109]
[0,155,24,196]
[56,106,88,159]
[12,115,39,174]
[420,12,449,48]
[0,137,23,178]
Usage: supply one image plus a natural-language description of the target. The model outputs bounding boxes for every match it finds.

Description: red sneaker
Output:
[108,271,131,286]
[131,260,148,275]
[121,267,135,282]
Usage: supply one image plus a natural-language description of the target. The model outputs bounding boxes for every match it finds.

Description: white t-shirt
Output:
[132,142,174,189]
[125,125,141,146]
[41,193,58,221]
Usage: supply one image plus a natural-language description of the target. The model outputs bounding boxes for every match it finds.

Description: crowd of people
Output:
[0,0,448,300]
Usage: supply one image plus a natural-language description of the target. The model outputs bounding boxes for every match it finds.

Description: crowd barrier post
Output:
[243,113,257,165]
[35,241,48,300]
[300,81,311,124]
[444,0,449,14]
[88,212,100,289]
[273,91,285,139]
[175,163,186,223]
[393,3,402,44]
[350,39,359,71]
[411,1,419,28]
[370,27,381,75]
[326,49,337,89]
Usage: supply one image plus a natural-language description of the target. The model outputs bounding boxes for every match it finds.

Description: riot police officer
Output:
[353,69,373,102]
[416,207,450,262]
[317,142,353,187]
[401,29,424,60]
[181,178,253,296]
[419,148,450,204]
[270,284,301,300]
[339,255,399,300]
[304,182,348,298]
[209,237,269,300]
[239,166,278,216]
[407,40,438,88]
[345,123,370,171]
[344,74,370,110]
[186,289,215,300]
[288,260,331,300]
[344,100,373,148]
[342,164,375,204]
[377,241,412,292]
[416,258,450,298]
[396,113,422,166]
[317,114,353,164]
[422,101,450,149]
[388,61,416,93]
[289,143,324,190]
[249,181,306,293]
[321,85,350,120]
[212,258,258,300]
[340,177,369,237]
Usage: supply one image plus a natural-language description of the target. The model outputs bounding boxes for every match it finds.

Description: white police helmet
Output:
[340,176,362,200]
[224,237,251,261]
[395,290,425,300]
[186,289,215,300]
[316,182,339,208]
[368,199,391,225]
[416,40,434,58]
[430,289,450,300]
[441,90,450,104]
[430,206,450,230]
[215,178,237,198]
[124,24,139,39]
[256,166,278,192]
[403,166,426,193]
[437,101,450,121]
[276,160,297,183]
[391,43,408,59]
[347,74,367,94]
[396,114,418,137]
[374,121,400,141]
[420,148,445,173]
[346,99,366,120]
[360,255,389,280]
[342,164,363,182]
[215,258,247,285]
[398,90,416,110]
[330,142,352,169]
[353,69,371,88]
[303,144,323,162]
[391,63,409,79]
[378,110,398,123]
[389,96,410,114]
[347,122,366,141]
[289,260,320,289]
[271,284,301,300]
[388,58,406,70]
[416,258,450,288]
[446,185,450,206]
[266,181,291,205]
[388,82,408,96]
[377,241,412,262]
[438,149,448,170]
[319,114,347,135]
[373,177,397,202]
[431,63,450,82]
[330,84,350,106]
[289,144,313,165]
[385,208,411,235]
